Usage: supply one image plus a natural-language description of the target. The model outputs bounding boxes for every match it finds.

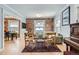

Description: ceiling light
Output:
[36,14,42,17]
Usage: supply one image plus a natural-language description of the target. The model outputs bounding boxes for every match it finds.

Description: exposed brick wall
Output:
[4,18,8,32]
[26,18,34,34]
[26,18,54,34]
[45,18,54,32]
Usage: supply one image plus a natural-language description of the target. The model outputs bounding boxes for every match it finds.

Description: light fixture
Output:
[36,14,42,17]
[37,23,41,25]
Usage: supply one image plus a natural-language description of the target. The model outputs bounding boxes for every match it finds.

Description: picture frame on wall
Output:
[62,6,70,26]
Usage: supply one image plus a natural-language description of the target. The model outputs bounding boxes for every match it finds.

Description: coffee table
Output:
[34,38,46,48]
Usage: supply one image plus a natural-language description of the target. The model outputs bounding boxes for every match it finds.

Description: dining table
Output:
[10,32,17,40]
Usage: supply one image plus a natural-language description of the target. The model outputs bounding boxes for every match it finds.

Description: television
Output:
[22,23,26,28]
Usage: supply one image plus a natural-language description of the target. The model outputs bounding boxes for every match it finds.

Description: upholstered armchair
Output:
[45,32,63,46]
[24,33,36,48]
[55,34,63,44]
[45,39,53,47]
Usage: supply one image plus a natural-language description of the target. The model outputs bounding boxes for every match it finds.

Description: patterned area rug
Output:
[64,51,79,55]
[22,45,61,52]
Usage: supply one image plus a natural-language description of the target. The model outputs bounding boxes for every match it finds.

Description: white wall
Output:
[0,4,24,49]
[0,8,3,49]
[54,4,79,37]
[54,13,61,33]
[20,17,26,40]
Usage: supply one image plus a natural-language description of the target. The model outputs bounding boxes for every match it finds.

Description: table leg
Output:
[66,44,69,51]
[8,35,9,40]
[53,37,56,46]
[11,34,13,40]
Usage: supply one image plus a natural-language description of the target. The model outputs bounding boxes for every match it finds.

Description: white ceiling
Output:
[6,4,66,18]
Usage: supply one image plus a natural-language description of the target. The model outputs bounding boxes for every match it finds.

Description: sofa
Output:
[45,32,63,44]
[55,34,63,44]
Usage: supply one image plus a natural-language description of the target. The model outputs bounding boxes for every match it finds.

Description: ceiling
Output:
[6,4,66,18]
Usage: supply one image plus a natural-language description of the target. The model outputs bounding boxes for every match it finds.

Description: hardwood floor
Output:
[0,38,66,55]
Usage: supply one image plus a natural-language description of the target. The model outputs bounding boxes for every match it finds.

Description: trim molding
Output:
[2,4,23,17]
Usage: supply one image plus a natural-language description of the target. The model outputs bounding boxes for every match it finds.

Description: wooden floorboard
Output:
[0,38,66,55]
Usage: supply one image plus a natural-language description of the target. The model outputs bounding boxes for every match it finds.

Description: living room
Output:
[0,4,79,55]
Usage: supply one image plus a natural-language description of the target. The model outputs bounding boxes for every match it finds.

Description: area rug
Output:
[64,51,79,55]
[22,45,61,52]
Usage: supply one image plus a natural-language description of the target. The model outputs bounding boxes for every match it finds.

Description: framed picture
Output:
[62,6,70,26]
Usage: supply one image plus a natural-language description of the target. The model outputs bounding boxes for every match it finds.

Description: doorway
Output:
[4,18,20,41]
